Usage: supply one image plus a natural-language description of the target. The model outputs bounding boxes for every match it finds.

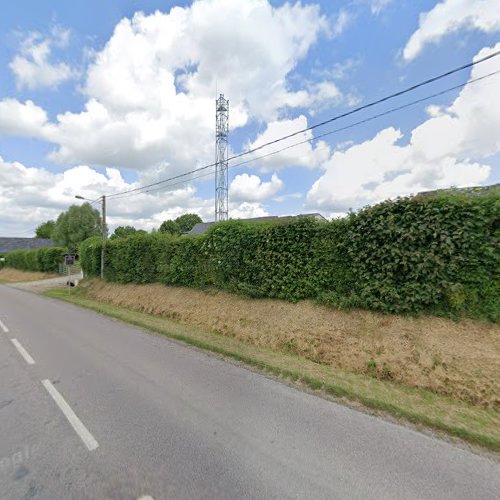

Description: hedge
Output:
[80,189,500,321]
[4,247,66,273]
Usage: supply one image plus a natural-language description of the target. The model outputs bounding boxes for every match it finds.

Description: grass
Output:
[44,285,500,452]
[0,268,59,283]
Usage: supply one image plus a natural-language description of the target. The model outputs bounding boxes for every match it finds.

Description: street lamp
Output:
[75,195,107,280]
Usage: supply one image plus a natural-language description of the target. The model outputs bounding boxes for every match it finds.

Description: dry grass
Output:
[81,280,500,409]
[0,268,58,283]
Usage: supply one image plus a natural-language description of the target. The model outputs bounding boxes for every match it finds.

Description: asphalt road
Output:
[0,285,499,500]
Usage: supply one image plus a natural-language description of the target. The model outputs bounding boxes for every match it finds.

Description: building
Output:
[0,238,55,254]
[187,213,327,236]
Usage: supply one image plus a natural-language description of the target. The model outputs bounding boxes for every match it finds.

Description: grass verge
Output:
[0,268,58,283]
[44,286,500,452]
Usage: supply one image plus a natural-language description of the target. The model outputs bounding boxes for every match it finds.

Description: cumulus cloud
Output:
[307,44,499,213]
[230,173,283,202]
[229,202,269,219]
[0,156,215,235]
[1,0,327,176]
[0,155,277,235]
[245,115,330,171]
[0,99,52,138]
[9,27,79,90]
[403,0,500,61]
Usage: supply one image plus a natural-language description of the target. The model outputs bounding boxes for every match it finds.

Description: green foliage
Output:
[158,213,203,235]
[53,203,101,252]
[35,220,55,239]
[80,189,500,322]
[110,226,147,240]
[158,220,180,235]
[343,190,499,320]
[175,213,203,233]
[4,247,65,272]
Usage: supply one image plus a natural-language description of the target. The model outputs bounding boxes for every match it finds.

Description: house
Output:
[187,213,327,236]
[0,238,55,254]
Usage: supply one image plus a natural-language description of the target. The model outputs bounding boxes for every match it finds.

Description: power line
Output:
[109,68,500,201]
[106,49,499,200]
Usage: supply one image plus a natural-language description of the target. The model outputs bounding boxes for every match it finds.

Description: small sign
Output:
[65,254,75,266]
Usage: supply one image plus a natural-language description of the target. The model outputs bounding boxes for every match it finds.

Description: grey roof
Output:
[187,213,326,236]
[0,238,55,254]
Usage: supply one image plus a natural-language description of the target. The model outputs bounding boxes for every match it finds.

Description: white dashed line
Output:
[137,496,155,500]
[0,319,9,333]
[10,338,35,365]
[41,379,99,452]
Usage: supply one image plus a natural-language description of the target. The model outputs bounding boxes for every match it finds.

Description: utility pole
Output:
[215,94,229,222]
[101,195,107,280]
[75,194,107,280]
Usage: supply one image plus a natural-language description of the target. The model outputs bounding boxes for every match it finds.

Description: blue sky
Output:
[1,0,499,235]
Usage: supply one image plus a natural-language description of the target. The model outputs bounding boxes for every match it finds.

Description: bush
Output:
[79,188,500,322]
[5,247,66,273]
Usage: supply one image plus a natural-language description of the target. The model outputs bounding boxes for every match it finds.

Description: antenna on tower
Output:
[215,94,229,222]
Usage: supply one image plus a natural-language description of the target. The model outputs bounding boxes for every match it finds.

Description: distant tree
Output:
[158,220,180,235]
[175,213,203,233]
[111,225,147,240]
[35,220,55,239]
[52,203,102,251]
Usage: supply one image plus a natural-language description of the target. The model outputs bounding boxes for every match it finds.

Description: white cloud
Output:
[229,202,269,219]
[245,115,330,171]
[371,0,393,15]
[332,9,352,37]
[0,155,277,235]
[0,157,200,234]
[307,44,499,212]
[403,0,500,61]
[273,192,302,203]
[0,99,51,138]
[230,173,283,202]
[34,0,327,175]
[9,28,79,90]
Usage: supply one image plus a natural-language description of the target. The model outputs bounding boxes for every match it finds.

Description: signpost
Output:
[64,254,75,294]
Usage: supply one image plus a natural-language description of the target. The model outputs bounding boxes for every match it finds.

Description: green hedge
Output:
[4,247,66,273]
[80,189,499,321]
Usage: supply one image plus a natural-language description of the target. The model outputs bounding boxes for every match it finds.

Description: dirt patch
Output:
[0,268,58,283]
[83,280,500,409]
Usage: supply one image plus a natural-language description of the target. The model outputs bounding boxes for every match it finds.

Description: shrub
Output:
[4,247,66,272]
[79,188,499,322]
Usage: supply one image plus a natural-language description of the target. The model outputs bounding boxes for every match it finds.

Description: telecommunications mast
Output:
[215,94,229,221]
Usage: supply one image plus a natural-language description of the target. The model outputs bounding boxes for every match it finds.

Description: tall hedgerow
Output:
[4,247,65,273]
[80,189,499,321]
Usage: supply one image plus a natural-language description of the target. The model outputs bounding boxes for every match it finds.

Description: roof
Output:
[187,213,327,236]
[0,238,55,254]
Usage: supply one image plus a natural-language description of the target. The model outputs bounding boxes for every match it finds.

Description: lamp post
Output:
[75,195,107,279]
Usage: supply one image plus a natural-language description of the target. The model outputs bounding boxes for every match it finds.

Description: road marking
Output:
[10,338,35,365]
[0,319,8,333]
[137,497,154,500]
[41,379,99,452]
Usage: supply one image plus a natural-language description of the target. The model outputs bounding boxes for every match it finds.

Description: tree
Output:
[52,203,102,251]
[175,213,203,233]
[158,220,180,235]
[111,226,147,240]
[35,220,55,239]
[158,214,203,235]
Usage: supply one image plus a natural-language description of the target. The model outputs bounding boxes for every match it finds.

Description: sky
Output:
[0,0,499,236]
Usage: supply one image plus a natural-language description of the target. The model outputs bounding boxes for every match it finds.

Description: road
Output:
[0,285,499,500]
